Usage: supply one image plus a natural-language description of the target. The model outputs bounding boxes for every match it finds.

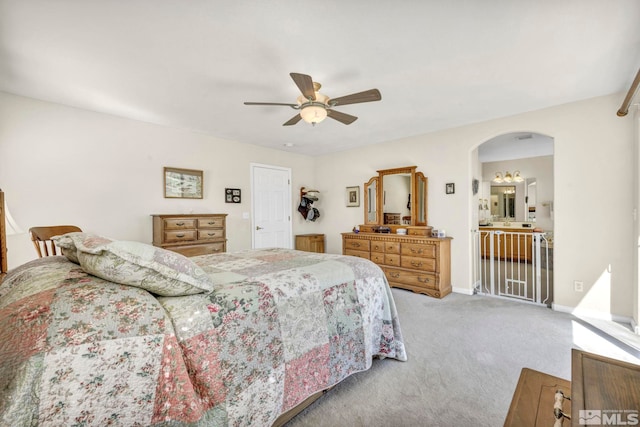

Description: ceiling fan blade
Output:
[283,114,302,126]
[329,89,381,107]
[244,102,298,107]
[327,109,358,125]
[290,73,316,101]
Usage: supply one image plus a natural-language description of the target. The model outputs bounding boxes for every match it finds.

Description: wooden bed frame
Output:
[272,388,331,427]
[0,189,7,283]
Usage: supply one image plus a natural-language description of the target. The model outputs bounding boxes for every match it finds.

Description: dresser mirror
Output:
[364,177,378,224]
[363,166,428,227]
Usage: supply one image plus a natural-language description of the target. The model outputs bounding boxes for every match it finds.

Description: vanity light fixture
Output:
[493,171,524,183]
[512,171,524,182]
[503,171,513,183]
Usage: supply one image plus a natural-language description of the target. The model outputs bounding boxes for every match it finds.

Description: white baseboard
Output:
[552,303,636,330]
[453,287,474,296]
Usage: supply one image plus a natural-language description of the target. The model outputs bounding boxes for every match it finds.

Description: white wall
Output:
[0,92,319,268]
[1,91,636,322]
[315,93,635,320]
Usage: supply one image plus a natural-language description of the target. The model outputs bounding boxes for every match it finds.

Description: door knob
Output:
[256,226,264,230]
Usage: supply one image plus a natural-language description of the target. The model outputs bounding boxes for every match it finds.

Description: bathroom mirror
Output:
[363,166,428,227]
[526,178,537,222]
[491,186,516,218]
[488,180,531,221]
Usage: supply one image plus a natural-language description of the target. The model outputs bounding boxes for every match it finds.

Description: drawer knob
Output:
[207,233,215,236]
[176,222,185,226]
[353,242,361,247]
[207,221,215,225]
[390,272,400,278]
[411,261,423,267]
[411,248,424,254]
[176,233,185,238]
[418,276,431,283]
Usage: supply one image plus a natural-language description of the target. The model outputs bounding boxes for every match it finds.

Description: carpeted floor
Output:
[285,289,640,427]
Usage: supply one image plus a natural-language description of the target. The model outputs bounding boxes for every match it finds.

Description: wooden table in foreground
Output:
[505,348,640,426]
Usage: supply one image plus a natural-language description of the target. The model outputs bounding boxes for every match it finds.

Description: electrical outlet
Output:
[574,281,584,292]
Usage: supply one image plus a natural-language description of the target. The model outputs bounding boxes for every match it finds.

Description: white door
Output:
[251,163,292,249]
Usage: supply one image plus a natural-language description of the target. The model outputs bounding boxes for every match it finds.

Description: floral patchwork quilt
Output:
[0,248,406,426]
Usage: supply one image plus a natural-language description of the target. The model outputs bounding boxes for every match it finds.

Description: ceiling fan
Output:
[244,72,382,126]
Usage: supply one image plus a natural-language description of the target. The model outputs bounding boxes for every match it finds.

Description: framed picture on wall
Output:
[225,188,241,203]
[445,183,455,194]
[164,167,203,199]
[346,186,360,207]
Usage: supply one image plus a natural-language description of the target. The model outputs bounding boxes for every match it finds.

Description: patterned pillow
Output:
[53,232,113,264]
[75,240,215,296]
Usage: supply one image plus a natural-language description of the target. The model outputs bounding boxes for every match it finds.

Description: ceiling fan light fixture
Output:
[244,73,379,126]
[298,90,329,124]
[299,104,327,124]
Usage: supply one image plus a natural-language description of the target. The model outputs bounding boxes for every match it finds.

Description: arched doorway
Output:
[474,131,555,305]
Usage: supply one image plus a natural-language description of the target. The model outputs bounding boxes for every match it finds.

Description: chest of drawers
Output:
[342,232,452,298]
[152,214,227,257]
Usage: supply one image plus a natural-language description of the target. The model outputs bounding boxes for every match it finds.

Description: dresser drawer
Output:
[401,243,436,258]
[371,252,385,264]
[385,242,400,253]
[198,229,224,240]
[344,239,370,252]
[345,249,370,260]
[164,230,197,243]
[383,267,437,290]
[164,218,197,230]
[169,242,225,257]
[371,241,385,252]
[384,254,401,266]
[401,256,436,272]
[198,217,224,228]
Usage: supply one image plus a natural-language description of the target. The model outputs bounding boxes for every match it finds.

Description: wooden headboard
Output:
[0,189,7,278]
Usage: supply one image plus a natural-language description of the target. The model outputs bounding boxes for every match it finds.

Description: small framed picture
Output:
[225,188,241,203]
[346,186,360,207]
[445,183,455,194]
[164,167,203,199]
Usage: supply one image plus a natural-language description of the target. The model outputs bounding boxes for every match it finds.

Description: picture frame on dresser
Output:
[164,167,203,199]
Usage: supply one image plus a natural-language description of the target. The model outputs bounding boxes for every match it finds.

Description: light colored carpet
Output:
[285,289,640,427]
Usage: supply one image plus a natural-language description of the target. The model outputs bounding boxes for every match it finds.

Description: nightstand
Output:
[295,234,325,253]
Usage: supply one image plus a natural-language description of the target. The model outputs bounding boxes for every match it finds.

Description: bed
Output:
[0,230,406,426]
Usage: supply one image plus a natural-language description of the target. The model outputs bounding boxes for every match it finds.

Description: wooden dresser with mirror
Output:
[342,166,452,298]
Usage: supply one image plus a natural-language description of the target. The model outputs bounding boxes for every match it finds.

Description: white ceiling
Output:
[1,1,639,157]
[479,132,554,163]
